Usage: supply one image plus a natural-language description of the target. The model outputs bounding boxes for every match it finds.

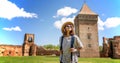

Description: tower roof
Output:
[79,3,97,15]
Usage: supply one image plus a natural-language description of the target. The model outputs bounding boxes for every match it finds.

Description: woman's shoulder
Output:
[73,35,79,38]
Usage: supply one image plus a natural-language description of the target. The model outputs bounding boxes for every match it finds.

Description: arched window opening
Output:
[28,37,32,42]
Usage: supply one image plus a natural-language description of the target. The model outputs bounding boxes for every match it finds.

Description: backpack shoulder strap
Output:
[71,35,75,61]
[71,36,75,48]
[60,36,64,50]
[60,36,64,63]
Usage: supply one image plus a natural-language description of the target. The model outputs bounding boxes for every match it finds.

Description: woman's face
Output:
[64,24,73,32]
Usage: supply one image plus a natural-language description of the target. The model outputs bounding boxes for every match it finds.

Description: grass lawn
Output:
[0,56,120,63]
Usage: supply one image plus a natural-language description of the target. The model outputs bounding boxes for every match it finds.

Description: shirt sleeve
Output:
[74,35,83,48]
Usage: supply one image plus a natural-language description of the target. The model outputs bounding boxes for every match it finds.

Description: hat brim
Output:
[61,22,74,33]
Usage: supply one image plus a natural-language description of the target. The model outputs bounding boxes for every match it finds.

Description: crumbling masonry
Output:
[0,33,59,56]
[102,36,120,58]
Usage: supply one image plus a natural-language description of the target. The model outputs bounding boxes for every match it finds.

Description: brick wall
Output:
[0,45,22,56]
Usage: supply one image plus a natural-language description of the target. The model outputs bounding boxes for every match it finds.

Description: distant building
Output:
[102,36,120,58]
[74,3,100,58]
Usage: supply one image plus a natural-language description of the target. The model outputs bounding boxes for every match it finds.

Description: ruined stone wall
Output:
[0,33,60,56]
[0,45,22,56]
[0,45,60,56]
[102,36,120,58]
[22,34,36,56]
[112,37,120,58]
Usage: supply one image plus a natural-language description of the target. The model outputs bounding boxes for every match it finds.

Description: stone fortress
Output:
[0,3,120,58]
[74,3,99,58]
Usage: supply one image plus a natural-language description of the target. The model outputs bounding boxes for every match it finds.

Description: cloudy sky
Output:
[0,0,120,46]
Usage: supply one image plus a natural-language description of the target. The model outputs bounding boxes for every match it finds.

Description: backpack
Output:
[60,36,75,63]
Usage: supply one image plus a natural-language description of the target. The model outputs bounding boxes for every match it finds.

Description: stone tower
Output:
[22,33,36,56]
[74,3,99,57]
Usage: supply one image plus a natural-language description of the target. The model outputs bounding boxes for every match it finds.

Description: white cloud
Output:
[3,26,22,31]
[53,7,78,18]
[54,16,75,29]
[53,6,78,29]
[104,17,120,28]
[98,17,105,30]
[98,17,120,30]
[0,0,37,20]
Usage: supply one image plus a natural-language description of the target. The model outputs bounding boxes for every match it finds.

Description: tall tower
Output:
[74,3,99,57]
[22,33,36,56]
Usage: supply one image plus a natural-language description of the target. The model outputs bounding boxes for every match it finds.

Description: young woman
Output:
[60,22,83,63]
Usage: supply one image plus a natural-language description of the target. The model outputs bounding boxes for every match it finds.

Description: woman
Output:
[60,21,83,63]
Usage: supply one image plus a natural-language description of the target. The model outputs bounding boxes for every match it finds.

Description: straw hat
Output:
[61,22,74,33]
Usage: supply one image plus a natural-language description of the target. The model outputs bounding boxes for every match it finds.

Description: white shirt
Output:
[59,35,83,63]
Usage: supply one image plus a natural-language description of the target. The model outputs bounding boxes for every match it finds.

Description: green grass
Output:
[0,56,120,63]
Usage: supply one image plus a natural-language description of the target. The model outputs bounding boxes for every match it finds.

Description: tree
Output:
[43,44,59,50]
[99,46,103,52]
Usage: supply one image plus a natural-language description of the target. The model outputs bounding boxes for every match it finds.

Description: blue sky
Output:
[0,0,120,46]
